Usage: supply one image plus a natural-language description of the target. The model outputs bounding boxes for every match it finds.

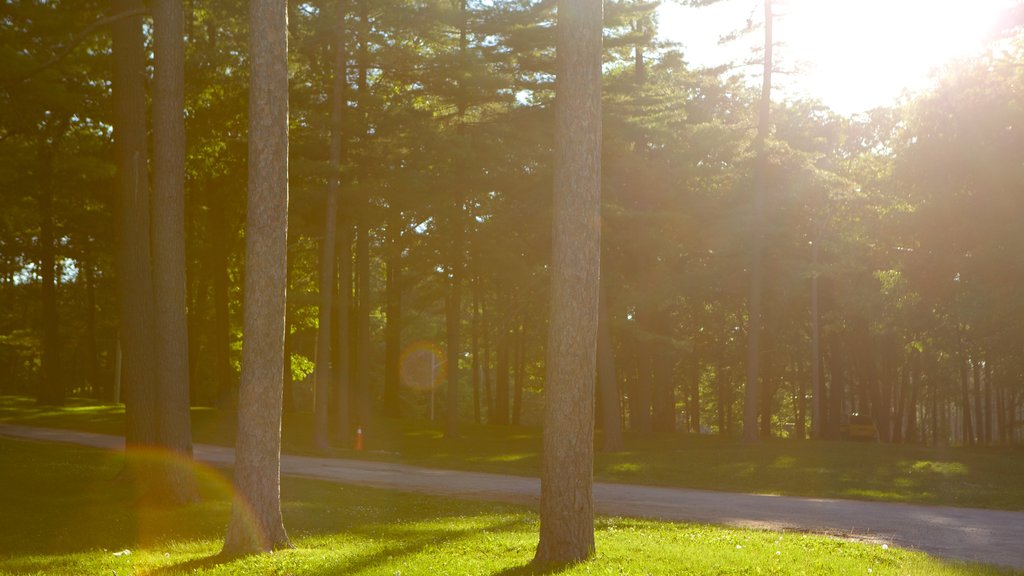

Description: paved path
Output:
[2,424,1022,571]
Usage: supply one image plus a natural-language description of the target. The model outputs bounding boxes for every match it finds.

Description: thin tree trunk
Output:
[112,0,157,448]
[152,0,200,504]
[222,0,291,554]
[535,0,602,563]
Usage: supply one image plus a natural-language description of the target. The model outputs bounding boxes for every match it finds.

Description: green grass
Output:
[0,437,1016,576]
[3,395,1024,510]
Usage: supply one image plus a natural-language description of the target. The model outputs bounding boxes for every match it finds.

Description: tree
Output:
[743,0,773,443]
[111,0,158,449]
[151,0,200,504]
[534,0,602,566]
[222,0,291,555]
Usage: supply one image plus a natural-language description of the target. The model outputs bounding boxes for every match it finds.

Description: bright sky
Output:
[658,0,1013,115]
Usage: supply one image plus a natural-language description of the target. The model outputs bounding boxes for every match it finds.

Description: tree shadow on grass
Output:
[315,517,523,576]
[491,558,578,576]
[149,553,228,575]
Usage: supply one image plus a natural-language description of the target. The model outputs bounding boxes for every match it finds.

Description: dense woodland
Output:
[3,0,1024,450]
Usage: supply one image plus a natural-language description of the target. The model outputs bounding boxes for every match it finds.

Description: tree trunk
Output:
[716,359,729,435]
[471,275,482,424]
[354,0,372,429]
[960,359,973,446]
[314,197,336,450]
[152,0,200,504]
[334,221,352,445]
[383,208,402,419]
[743,0,773,444]
[534,0,602,564]
[209,189,234,409]
[222,0,291,554]
[512,319,525,425]
[630,332,653,433]
[332,3,351,444]
[37,130,63,406]
[112,0,158,448]
[494,325,510,425]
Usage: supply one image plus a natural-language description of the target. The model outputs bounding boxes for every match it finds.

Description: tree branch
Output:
[2,7,149,85]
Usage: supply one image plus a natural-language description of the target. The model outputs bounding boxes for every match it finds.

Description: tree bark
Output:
[222,0,291,554]
[112,0,158,448]
[534,0,602,564]
[152,0,200,504]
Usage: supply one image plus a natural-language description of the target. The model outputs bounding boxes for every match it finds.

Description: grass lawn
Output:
[0,437,1017,576]
[3,396,1024,510]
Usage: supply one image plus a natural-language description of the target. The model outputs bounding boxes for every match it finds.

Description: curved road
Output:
[2,424,1022,571]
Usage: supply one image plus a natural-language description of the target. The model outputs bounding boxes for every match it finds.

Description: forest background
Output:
[3,0,1024,452]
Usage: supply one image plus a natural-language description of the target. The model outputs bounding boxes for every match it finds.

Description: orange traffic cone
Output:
[355,427,364,451]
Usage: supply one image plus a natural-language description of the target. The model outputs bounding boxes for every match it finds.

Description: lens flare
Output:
[399,341,445,391]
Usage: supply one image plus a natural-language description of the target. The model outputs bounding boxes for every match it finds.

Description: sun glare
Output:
[659,0,1013,113]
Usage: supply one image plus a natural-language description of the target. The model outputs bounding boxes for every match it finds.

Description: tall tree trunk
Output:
[354,0,372,429]
[794,360,806,440]
[513,317,529,425]
[651,324,675,433]
[112,0,157,448]
[222,0,291,554]
[152,0,200,504]
[445,0,468,439]
[82,252,102,398]
[209,190,234,409]
[331,2,351,444]
[960,359,973,446]
[743,0,773,444]
[688,349,701,434]
[471,275,482,424]
[482,298,494,422]
[383,209,402,419]
[826,340,844,440]
[494,324,510,425]
[630,332,653,433]
[37,129,63,406]
[334,221,352,445]
[984,360,993,445]
[596,286,623,451]
[716,359,729,435]
[314,195,337,450]
[535,0,602,564]
[314,13,346,446]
